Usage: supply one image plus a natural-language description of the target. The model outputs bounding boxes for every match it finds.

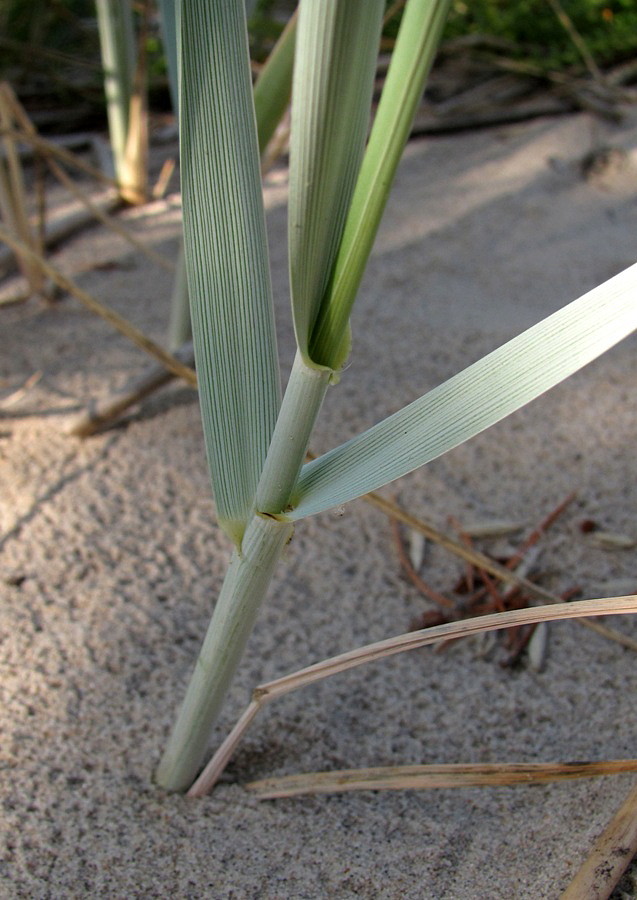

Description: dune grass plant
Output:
[95,0,149,204]
[155,0,637,793]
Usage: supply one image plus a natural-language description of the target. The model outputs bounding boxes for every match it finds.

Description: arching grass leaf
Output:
[290,264,637,519]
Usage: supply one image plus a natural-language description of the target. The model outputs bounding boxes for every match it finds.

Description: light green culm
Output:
[155,0,387,792]
[155,514,293,792]
[95,0,135,183]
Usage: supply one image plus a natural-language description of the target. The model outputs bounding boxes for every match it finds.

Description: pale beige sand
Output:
[2,110,637,899]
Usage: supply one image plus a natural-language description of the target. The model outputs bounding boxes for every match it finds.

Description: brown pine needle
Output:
[506,490,576,570]
[391,518,455,610]
[366,491,637,654]
[447,514,476,594]
[246,760,637,800]
[367,491,555,602]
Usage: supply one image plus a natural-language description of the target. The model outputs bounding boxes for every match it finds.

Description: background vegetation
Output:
[0,0,635,134]
[440,0,637,69]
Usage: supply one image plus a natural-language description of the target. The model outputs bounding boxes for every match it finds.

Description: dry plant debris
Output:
[246,761,637,800]
[188,595,637,798]
[405,34,637,135]
[394,491,636,668]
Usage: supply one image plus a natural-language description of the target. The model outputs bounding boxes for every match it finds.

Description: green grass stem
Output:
[256,351,331,516]
[155,513,294,792]
[95,0,135,184]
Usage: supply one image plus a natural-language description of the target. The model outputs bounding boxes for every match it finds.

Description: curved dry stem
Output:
[187,594,637,797]
[0,126,119,187]
[247,760,637,799]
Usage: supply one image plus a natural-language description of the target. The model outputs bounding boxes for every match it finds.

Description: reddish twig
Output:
[405,494,580,666]
[507,491,576,570]
[392,519,455,610]
[448,515,476,595]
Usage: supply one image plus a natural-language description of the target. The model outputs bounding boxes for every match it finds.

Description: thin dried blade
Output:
[247,759,637,799]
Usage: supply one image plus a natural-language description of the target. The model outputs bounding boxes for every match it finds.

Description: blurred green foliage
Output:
[252,0,637,72]
[0,0,98,82]
[0,0,94,50]
[0,0,634,128]
[441,0,637,69]
[0,0,169,127]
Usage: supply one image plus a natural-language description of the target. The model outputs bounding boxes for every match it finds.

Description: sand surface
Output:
[2,110,637,898]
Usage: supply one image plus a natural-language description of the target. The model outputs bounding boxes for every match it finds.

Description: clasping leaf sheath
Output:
[288,0,385,371]
[256,0,385,515]
[310,0,452,370]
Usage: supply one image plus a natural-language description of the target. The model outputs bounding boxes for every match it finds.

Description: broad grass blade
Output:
[180,0,280,545]
[290,263,637,520]
[288,0,385,368]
